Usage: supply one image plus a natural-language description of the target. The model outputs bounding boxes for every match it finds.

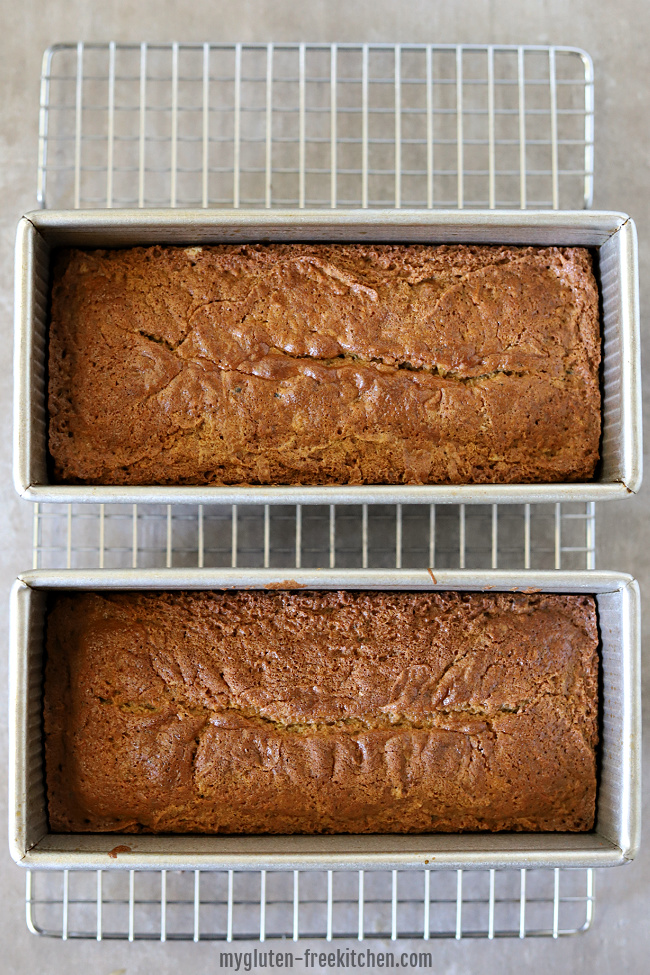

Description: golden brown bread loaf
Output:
[48,243,601,485]
[44,590,599,834]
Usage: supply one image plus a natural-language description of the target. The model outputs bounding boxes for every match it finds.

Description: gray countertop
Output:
[1,0,648,971]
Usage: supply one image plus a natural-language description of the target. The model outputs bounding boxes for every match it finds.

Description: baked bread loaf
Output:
[48,243,601,485]
[44,590,599,834]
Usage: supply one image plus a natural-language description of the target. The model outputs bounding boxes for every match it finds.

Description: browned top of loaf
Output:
[44,590,599,835]
[48,243,601,485]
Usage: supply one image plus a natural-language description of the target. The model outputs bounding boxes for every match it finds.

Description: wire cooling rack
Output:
[26,41,598,942]
[29,501,597,941]
[38,42,594,210]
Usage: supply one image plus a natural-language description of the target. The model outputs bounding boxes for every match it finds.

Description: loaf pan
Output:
[14,208,642,504]
[9,568,640,871]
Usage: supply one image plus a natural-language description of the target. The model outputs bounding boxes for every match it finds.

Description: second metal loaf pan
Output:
[9,569,641,871]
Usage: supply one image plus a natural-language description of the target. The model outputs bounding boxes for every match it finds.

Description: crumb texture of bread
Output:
[44,590,599,834]
[48,243,601,485]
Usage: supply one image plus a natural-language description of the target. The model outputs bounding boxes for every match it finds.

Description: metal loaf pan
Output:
[9,568,640,871]
[14,208,642,504]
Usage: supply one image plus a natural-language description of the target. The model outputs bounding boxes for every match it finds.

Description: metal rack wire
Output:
[26,41,598,941]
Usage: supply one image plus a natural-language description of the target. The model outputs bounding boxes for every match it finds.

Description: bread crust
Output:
[48,243,601,485]
[44,590,599,834]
